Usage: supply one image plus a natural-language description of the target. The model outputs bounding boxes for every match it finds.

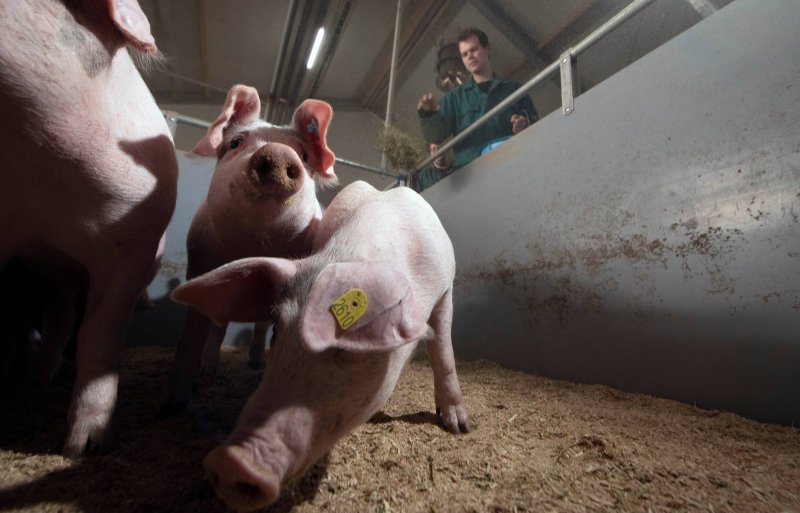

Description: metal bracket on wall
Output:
[164,113,178,138]
[560,50,577,115]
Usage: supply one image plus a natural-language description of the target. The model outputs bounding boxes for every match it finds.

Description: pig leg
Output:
[135,288,155,311]
[201,322,227,374]
[425,288,469,434]
[136,232,166,311]
[35,282,81,386]
[248,321,270,369]
[163,307,212,412]
[63,257,147,456]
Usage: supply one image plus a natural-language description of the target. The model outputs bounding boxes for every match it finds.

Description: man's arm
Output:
[418,92,454,144]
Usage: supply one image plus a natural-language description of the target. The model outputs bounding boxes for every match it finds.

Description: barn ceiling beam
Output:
[265,0,299,122]
[196,0,210,101]
[307,0,355,99]
[466,0,551,72]
[537,0,631,54]
[285,0,330,114]
[357,0,462,115]
[278,0,312,100]
[531,0,629,93]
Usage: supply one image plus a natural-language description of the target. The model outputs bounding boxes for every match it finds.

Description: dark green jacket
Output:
[418,75,537,170]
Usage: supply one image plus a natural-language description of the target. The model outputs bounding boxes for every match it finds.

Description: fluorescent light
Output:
[306,28,325,69]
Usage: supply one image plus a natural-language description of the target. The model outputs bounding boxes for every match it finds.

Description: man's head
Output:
[457,27,492,79]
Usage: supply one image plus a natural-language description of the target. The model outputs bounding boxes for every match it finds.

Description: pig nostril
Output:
[255,161,270,178]
[286,166,297,180]
[234,481,267,501]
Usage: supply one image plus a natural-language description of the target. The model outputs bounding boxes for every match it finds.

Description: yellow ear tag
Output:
[330,289,368,330]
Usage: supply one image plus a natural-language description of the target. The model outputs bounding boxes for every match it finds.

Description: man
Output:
[415,27,537,190]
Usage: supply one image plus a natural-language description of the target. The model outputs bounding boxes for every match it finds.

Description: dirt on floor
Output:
[1,346,799,513]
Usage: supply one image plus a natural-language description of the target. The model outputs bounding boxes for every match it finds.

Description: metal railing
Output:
[160,0,657,186]
[410,0,659,185]
[161,110,400,180]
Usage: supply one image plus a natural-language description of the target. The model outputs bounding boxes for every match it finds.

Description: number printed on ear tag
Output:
[330,289,368,330]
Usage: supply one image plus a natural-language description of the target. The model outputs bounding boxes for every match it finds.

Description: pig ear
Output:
[107,0,157,53]
[301,263,428,353]
[292,99,337,181]
[192,85,262,156]
[171,257,298,325]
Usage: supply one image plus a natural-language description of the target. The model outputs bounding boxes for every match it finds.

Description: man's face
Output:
[458,34,491,77]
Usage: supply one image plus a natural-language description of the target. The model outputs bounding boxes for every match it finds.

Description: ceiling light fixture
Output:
[306,28,325,69]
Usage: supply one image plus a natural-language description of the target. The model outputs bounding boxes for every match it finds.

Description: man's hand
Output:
[417,93,439,113]
[511,114,528,134]
[430,143,451,170]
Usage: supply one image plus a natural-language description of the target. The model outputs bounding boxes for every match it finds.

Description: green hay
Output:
[378,126,428,171]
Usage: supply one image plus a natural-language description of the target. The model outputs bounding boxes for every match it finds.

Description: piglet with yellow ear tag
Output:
[171,180,468,512]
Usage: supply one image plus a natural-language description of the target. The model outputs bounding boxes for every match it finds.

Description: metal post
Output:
[560,50,576,115]
[381,0,404,174]
[160,111,212,130]
[165,113,178,137]
[334,157,402,179]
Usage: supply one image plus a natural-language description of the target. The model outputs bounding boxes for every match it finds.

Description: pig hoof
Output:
[159,383,195,417]
[134,293,155,311]
[436,406,470,434]
[204,445,281,512]
[63,424,112,458]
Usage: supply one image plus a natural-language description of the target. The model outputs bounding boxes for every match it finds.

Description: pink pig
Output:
[164,85,336,410]
[172,180,469,511]
[0,0,178,456]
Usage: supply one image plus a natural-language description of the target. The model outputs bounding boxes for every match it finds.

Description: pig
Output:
[172,180,469,511]
[0,0,178,456]
[163,85,336,411]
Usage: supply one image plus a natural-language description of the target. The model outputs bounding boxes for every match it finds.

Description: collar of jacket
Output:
[463,73,507,93]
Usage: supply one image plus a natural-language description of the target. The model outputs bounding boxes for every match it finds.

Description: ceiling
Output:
[140,0,734,130]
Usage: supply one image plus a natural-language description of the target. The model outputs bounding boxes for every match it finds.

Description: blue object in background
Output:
[480,136,511,155]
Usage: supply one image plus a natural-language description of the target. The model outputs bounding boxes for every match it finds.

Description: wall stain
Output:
[457,223,752,325]
[759,292,781,304]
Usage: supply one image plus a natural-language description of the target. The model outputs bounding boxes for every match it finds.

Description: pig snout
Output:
[204,445,281,511]
[248,143,305,196]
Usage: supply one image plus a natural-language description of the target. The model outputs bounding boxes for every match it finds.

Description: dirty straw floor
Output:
[1,346,799,513]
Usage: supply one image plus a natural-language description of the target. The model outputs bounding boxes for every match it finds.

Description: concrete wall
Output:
[421,0,800,425]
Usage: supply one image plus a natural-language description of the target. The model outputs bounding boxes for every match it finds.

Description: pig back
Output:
[0,0,177,256]
[319,182,456,292]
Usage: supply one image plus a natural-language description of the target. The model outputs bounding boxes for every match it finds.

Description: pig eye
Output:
[302,150,309,163]
[229,136,243,150]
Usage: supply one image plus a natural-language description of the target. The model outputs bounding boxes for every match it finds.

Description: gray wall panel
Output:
[423,0,800,424]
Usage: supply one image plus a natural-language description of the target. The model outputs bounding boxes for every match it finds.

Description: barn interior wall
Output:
[129,0,799,426]
[421,0,800,425]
